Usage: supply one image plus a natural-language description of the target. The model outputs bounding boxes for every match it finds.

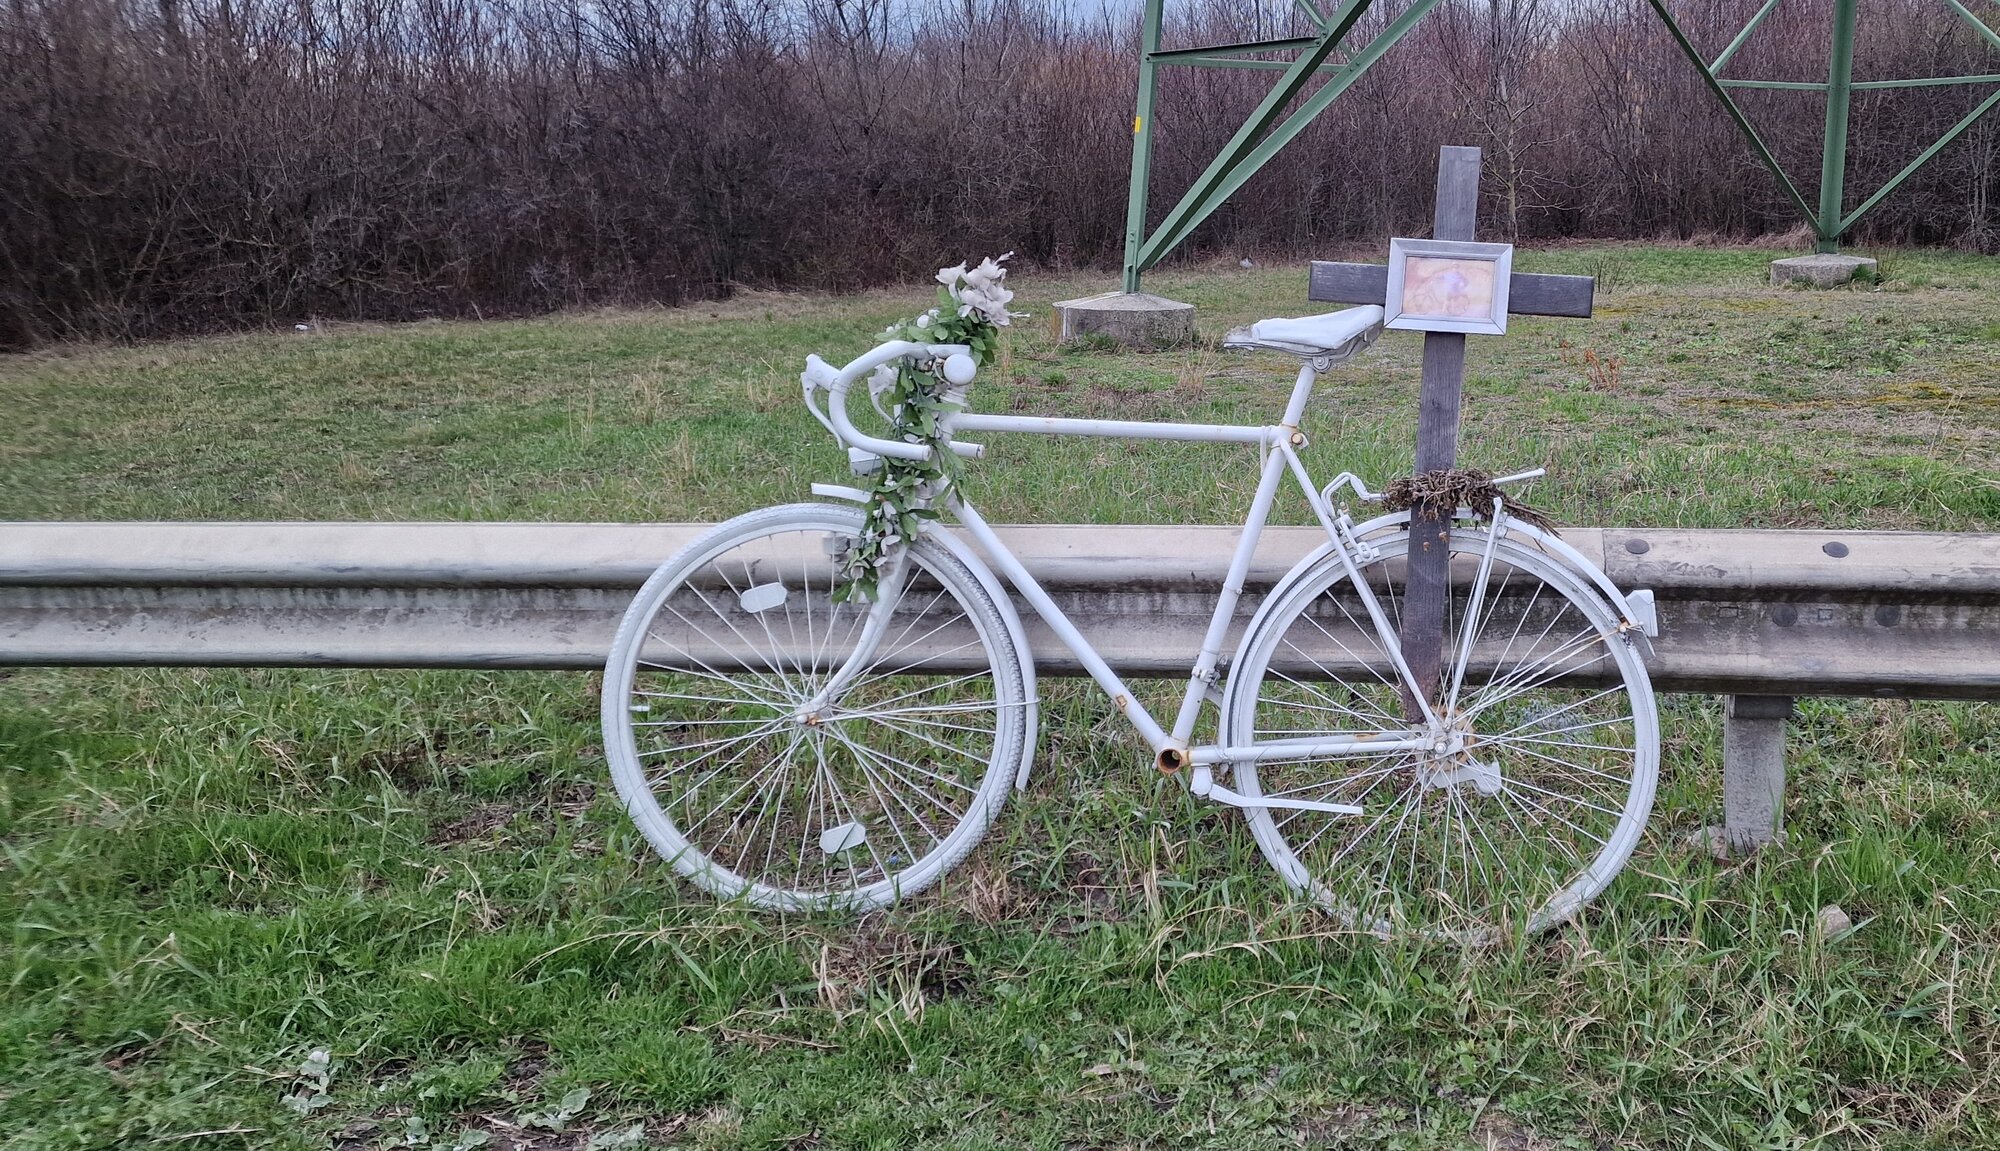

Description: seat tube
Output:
[1281,361,1318,427]
[1167,436,1290,745]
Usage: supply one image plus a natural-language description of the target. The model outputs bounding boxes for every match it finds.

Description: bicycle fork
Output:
[793,552,913,721]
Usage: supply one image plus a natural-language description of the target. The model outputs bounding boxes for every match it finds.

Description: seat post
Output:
[1281,360,1318,427]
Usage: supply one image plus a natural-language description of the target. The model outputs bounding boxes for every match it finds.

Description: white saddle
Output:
[1224,305,1384,360]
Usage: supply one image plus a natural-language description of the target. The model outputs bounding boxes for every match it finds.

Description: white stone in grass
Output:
[1817,903,1854,940]
[1770,253,1878,288]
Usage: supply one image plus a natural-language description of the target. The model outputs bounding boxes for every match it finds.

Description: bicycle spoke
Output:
[1485,686,1635,740]
[640,720,788,773]
[824,729,936,865]
[858,712,992,771]
[678,585,801,700]
[1226,528,1657,941]
[716,562,812,689]
[824,730,973,819]
[1502,770,1626,821]
[638,647,790,709]
[654,600,793,701]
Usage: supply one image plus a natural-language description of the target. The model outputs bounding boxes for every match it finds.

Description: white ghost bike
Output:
[601,305,1661,941]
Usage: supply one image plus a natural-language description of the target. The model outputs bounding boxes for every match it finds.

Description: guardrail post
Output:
[1722,694,1794,851]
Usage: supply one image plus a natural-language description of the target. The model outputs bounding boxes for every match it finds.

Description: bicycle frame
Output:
[924,358,1439,778]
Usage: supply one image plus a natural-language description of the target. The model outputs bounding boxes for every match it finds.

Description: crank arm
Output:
[1199,779,1363,817]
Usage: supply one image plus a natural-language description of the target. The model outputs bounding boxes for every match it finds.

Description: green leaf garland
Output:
[832,262,1015,602]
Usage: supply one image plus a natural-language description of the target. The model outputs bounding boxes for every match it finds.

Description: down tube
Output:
[947,498,1172,752]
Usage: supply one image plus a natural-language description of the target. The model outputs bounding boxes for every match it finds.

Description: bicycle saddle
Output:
[1223,305,1384,361]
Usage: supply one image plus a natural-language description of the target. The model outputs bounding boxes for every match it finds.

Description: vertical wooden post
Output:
[1400,146,1482,715]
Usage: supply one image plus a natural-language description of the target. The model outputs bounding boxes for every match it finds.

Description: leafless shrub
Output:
[1,0,1994,348]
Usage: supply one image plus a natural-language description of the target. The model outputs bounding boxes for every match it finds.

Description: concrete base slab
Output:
[1053,291,1194,349]
[1770,253,1879,288]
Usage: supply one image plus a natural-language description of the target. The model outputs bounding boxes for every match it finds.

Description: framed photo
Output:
[1383,238,1514,335]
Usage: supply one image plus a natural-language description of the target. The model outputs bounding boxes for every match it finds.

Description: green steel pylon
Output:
[1120,0,2000,288]
[1648,0,2000,253]
[1119,0,1438,293]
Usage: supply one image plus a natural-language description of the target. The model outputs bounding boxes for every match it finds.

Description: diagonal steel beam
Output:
[1711,0,1783,74]
[1130,0,1378,275]
[1646,0,1819,230]
[1946,0,2000,53]
[1841,84,2000,233]
[1135,0,1441,273]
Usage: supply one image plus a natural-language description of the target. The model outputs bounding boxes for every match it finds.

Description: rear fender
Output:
[1244,510,1655,669]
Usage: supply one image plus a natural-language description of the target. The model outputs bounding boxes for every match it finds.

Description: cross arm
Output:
[1308,261,1596,318]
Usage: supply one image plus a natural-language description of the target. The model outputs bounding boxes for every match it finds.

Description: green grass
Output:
[3,246,1999,1150]
[5,246,1996,529]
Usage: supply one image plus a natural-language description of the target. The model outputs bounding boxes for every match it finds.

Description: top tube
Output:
[951,412,1274,446]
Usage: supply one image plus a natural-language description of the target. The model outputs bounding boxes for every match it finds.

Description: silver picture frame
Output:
[1382,238,1515,335]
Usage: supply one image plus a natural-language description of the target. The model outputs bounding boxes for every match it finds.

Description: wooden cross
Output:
[1307,146,1596,711]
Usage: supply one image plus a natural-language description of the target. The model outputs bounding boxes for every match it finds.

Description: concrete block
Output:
[1052,291,1194,349]
[1769,253,1879,288]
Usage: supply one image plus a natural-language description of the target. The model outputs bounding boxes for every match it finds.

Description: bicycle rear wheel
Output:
[1221,525,1658,942]
[601,504,1029,911]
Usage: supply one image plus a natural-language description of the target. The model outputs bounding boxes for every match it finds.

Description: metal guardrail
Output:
[5,521,1997,697]
[6,520,1997,853]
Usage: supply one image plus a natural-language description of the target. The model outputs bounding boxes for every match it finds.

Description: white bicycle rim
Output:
[601,504,1027,911]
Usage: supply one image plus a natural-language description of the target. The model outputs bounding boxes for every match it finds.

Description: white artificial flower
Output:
[915,313,930,328]
[957,279,1016,326]
[966,253,1012,290]
[935,262,968,290]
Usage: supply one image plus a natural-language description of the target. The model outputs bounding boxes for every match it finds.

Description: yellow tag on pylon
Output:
[1133,116,1143,134]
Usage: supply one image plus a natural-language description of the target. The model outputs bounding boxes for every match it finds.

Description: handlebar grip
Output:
[802,354,838,390]
[815,341,977,463]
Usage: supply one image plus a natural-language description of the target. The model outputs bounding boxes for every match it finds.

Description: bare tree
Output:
[0,0,1993,348]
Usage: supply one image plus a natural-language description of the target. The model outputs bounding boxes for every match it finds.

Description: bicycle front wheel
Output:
[1221,526,1659,941]
[601,504,1029,911]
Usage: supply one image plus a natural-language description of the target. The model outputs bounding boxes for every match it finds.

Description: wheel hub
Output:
[1418,714,1503,796]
